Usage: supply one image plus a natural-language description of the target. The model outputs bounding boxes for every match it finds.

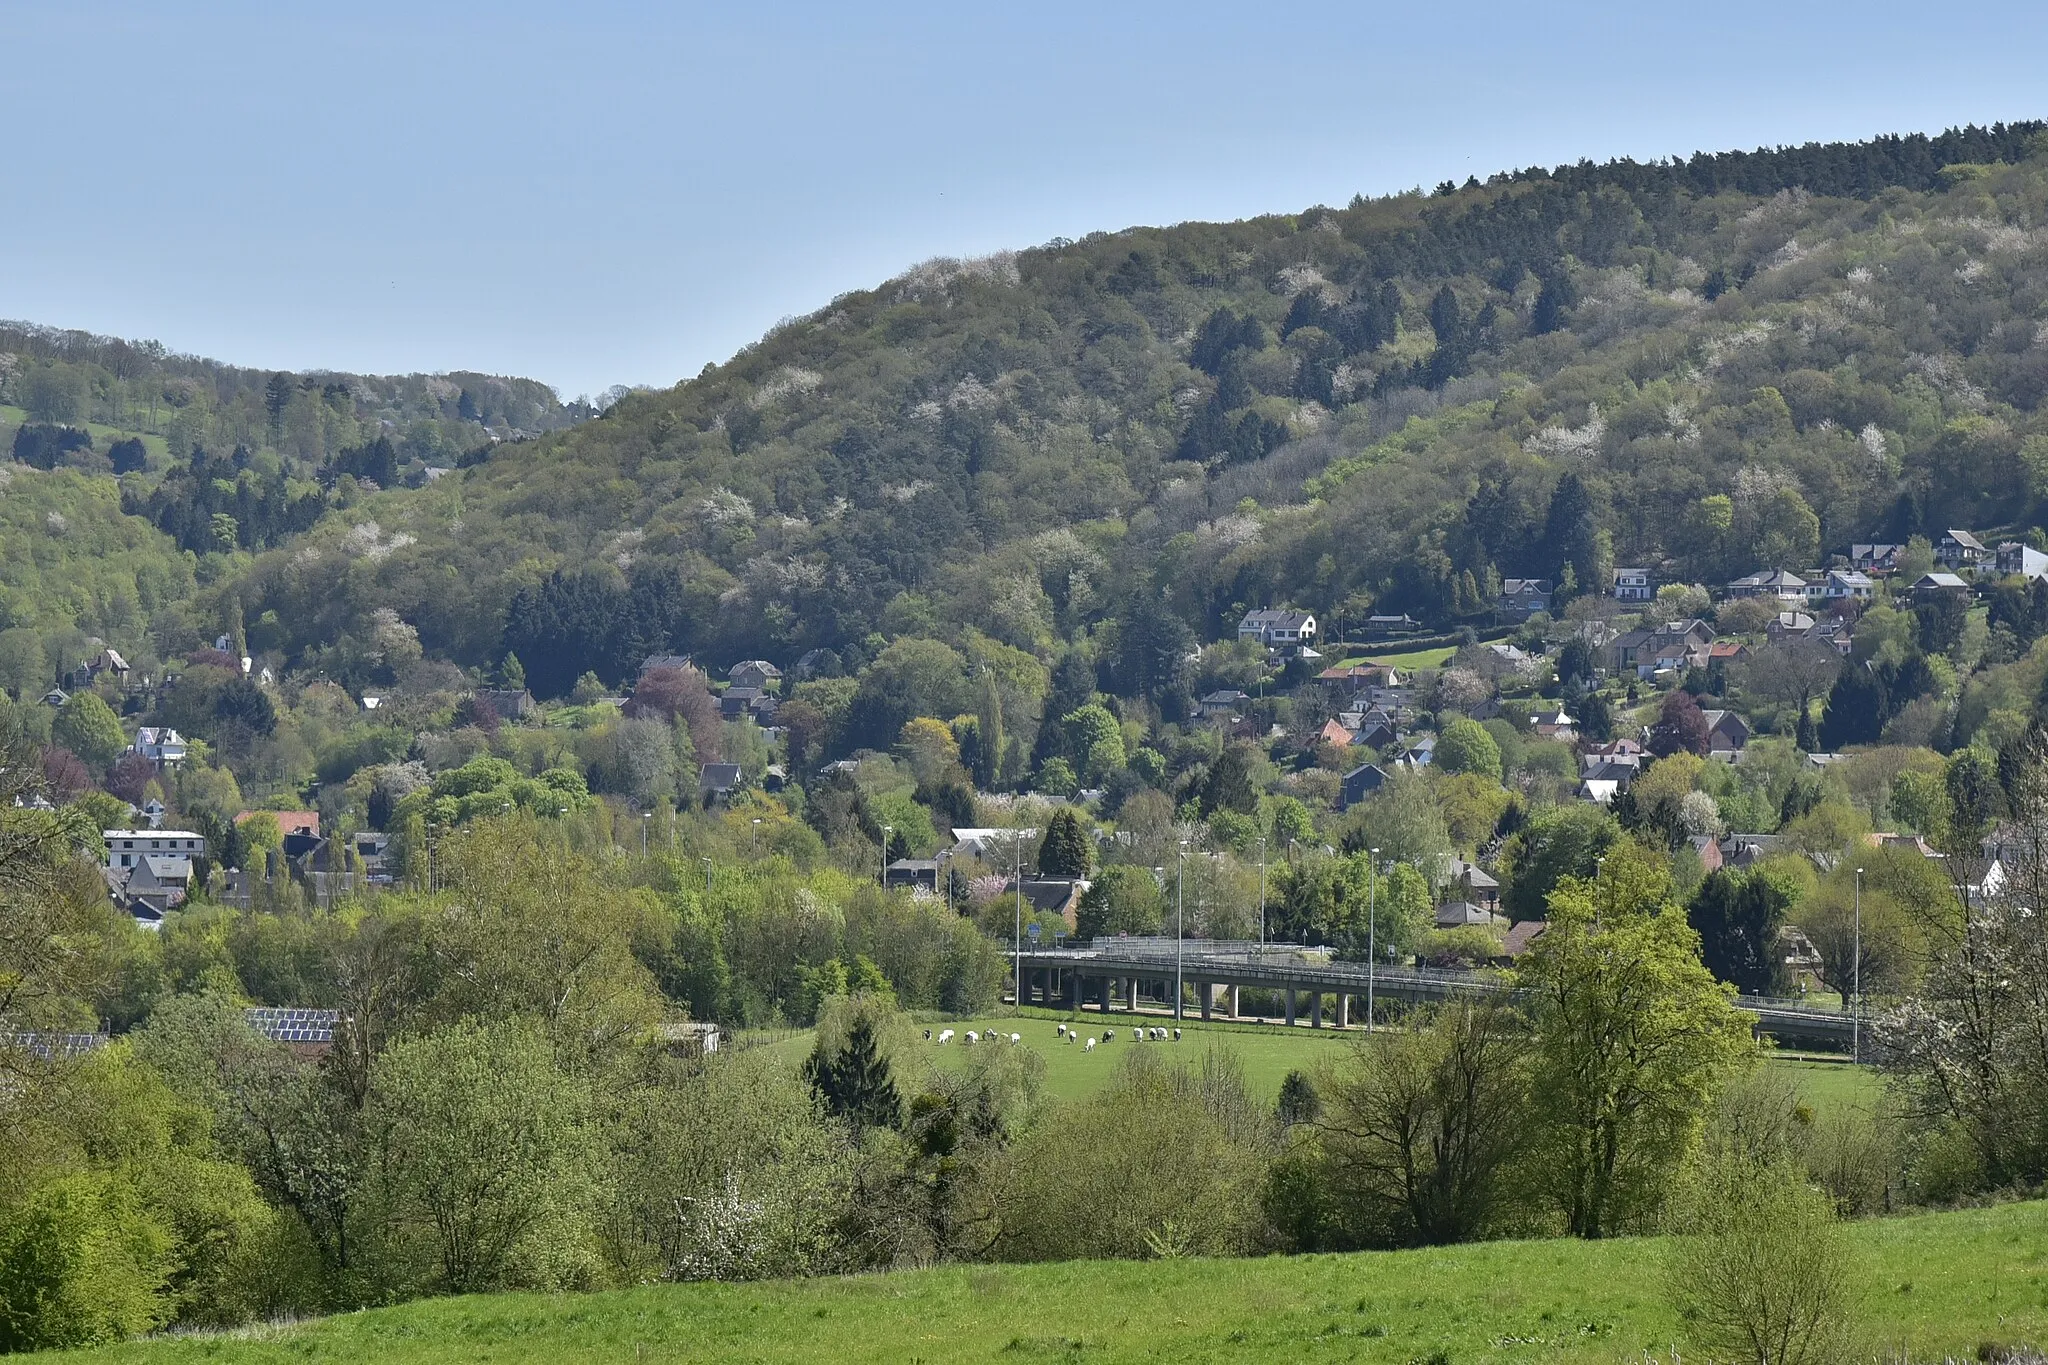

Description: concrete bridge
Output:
[1014,939,1858,1050]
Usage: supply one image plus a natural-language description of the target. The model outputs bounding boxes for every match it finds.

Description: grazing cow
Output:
[1009,1033,1021,1044]
[1103,1029,1116,1042]
[1057,1023,1068,1037]
[923,1028,932,1041]
[1173,1028,1183,1041]
[964,1031,979,1044]
[937,1029,954,1044]
[1084,1037,1097,1051]
[1151,1027,1164,1040]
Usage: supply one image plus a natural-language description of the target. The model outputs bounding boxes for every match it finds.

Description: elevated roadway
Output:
[1015,939,1857,1049]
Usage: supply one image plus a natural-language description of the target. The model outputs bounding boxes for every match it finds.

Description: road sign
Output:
[1027,922,1042,942]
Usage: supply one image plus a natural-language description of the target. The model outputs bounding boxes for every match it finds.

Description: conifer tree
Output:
[805,1016,900,1136]
[1038,808,1091,877]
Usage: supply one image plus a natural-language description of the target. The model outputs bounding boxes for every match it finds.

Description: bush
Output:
[0,1173,172,1351]
[1665,1153,1856,1365]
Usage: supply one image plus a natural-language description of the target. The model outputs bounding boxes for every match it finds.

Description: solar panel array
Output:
[244,1007,340,1044]
[0,1032,110,1060]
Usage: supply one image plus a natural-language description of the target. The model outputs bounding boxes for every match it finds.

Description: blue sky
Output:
[3,1,2045,397]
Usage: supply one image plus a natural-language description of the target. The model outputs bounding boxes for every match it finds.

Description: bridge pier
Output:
[1199,982,1212,1020]
[1227,985,1239,1018]
[1336,993,1350,1028]
[1284,989,1296,1026]
[1126,976,1138,1013]
[1311,992,1323,1028]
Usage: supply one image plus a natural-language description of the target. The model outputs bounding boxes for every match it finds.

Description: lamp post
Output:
[880,825,892,889]
[1367,847,1380,1033]
[1013,833,1025,1013]
[1257,836,1268,948]
[752,817,761,856]
[1853,866,1864,1064]
[1176,839,1189,1021]
[641,811,650,857]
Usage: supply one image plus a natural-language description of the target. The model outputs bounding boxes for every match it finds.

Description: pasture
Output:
[57,1201,2048,1365]
[751,1007,1879,1112]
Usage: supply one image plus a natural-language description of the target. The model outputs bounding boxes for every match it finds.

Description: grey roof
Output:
[244,1007,338,1044]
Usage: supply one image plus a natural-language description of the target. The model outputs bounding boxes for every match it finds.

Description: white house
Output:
[104,829,206,873]
[132,727,188,766]
[1612,568,1654,602]
[1822,569,1874,601]
[1236,609,1317,646]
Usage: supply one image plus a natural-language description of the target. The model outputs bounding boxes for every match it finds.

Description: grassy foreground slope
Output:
[59,1203,2048,1364]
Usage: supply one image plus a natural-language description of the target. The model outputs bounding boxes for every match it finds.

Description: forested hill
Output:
[0,319,588,462]
[30,123,2048,700]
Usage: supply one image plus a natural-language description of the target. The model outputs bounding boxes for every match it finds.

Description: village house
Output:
[1767,610,1818,641]
[1935,529,1992,570]
[1849,543,1905,575]
[719,686,763,719]
[949,827,1039,863]
[1911,571,1971,601]
[87,648,131,684]
[1821,569,1874,601]
[1532,706,1577,742]
[727,659,783,691]
[1612,620,1714,675]
[1706,640,1752,668]
[1726,569,1812,602]
[885,858,942,893]
[472,687,537,721]
[1497,578,1553,620]
[1611,567,1655,602]
[1997,542,2048,580]
[1444,859,1501,911]
[131,726,188,766]
[1198,690,1252,720]
[1340,762,1389,809]
[1316,718,1356,749]
[1236,609,1318,647]
[698,763,743,802]
[1700,708,1752,755]
[104,829,205,873]
[1315,662,1402,694]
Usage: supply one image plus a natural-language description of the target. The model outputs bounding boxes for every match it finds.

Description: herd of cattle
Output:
[922,1023,1185,1054]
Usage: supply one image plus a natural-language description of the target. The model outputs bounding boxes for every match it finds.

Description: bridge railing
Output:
[1028,938,1856,1017]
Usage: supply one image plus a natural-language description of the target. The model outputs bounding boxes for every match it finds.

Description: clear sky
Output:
[3,1,2044,398]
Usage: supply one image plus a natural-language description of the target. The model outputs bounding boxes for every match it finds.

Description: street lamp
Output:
[752,816,762,856]
[641,811,650,857]
[1176,839,1189,1021]
[1257,835,1268,948]
[1013,831,1026,1013]
[1853,866,1864,1064]
[1367,847,1380,1033]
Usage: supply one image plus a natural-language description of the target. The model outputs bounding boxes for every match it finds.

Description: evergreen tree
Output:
[1795,696,1819,752]
[1818,662,1886,750]
[1540,472,1602,590]
[1201,743,1260,816]
[805,1016,900,1135]
[1685,870,1792,995]
[1038,808,1092,877]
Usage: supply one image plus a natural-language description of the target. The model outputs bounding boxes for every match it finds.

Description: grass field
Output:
[0,404,172,464]
[752,1008,1878,1112]
[1333,644,1457,670]
[59,1201,2048,1364]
